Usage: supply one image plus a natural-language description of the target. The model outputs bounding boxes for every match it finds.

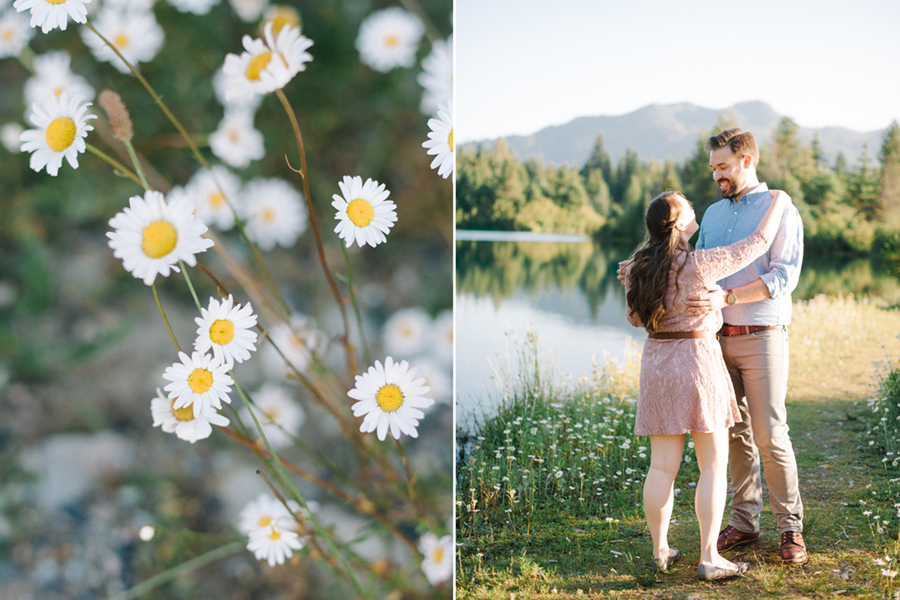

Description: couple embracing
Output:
[620,128,806,581]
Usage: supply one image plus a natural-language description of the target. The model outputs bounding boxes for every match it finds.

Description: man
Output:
[619,127,807,564]
[689,128,806,564]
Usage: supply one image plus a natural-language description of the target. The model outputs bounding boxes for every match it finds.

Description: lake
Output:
[455,231,900,428]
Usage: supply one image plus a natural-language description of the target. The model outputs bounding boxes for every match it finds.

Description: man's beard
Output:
[717,176,744,200]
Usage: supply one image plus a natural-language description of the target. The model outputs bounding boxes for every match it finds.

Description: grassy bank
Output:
[456,296,900,599]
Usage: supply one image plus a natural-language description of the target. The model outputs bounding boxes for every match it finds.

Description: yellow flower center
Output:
[434,548,443,563]
[268,529,281,540]
[46,0,68,4]
[1,28,14,42]
[170,398,194,422]
[141,221,178,258]
[347,199,374,227]
[209,319,234,345]
[269,8,299,35]
[384,35,399,47]
[209,192,224,207]
[188,368,213,394]
[258,516,272,527]
[448,129,454,151]
[229,130,240,143]
[45,117,76,152]
[375,384,403,412]
[52,86,66,97]
[262,208,276,223]
[246,51,273,81]
[264,409,277,421]
[114,33,128,48]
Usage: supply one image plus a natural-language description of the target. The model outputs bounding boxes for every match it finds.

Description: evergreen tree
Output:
[848,143,881,220]
[580,134,613,185]
[877,120,900,226]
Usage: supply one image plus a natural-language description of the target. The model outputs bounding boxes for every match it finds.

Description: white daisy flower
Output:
[355,7,423,73]
[24,50,96,110]
[208,110,264,169]
[1,122,24,153]
[106,189,214,286]
[383,306,431,358]
[247,523,302,567]
[150,387,229,444]
[166,0,219,16]
[243,177,307,251]
[419,532,453,585]
[163,350,234,418]
[13,0,90,34]
[80,6,164,74]
[237,492,293,535]
[262,314,326,378]
[423,102,453,179]
[194,295,258,368]
[184,165,242,231]
[349,356,434,441]
[331,175,397,248]
[262,4,299,36]
[410,357,451,406]
[432,309,452,365]
[0,8,33,57]
[239,383,304,449]
[20,90,95,177]
[417,36,452,116]
[213,65,262,115]
[221,21,313,100]
[227,0,267,22]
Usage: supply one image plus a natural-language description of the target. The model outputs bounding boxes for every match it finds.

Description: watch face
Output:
[726,293,737,305]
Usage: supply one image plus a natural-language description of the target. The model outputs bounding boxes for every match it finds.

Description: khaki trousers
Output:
[718,328,803,533]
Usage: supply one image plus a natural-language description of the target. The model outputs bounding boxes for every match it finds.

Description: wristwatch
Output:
[725,289,738,305]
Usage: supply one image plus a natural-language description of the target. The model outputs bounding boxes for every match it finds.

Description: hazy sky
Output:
[456,0,900,142]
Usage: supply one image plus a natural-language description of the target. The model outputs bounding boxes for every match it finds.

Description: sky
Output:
[455,0,900,142]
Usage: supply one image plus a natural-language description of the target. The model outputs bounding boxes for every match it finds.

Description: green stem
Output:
[123,139,150,190]
[152,283,180,352]
[394,438,424,522]
[178,260,202,311]
[108,541,243,600]
[341,244,371,366]
[233,380,370,600]
[85,143,145,189]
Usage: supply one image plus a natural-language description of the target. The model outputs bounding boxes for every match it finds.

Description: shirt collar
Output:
[736,182,768,204]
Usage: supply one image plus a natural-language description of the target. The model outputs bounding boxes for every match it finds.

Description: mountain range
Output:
[470,101,887,168]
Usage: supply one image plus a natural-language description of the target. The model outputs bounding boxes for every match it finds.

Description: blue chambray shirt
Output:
[695,182,804,326]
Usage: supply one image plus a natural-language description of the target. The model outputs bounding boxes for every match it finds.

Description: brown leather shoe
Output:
[780,531,808,563]
[717,525,760,552]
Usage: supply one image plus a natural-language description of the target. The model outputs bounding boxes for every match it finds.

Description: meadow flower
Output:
[163,351,234,418]
[355,7,423,73]
[883,569,898,578]
[1,122,23,152]
[418,532,452,585]
[20,90,95,176]
[238,492,304,566]
[194,295,258,368]
[263,4,299,35]
[166,0,219,15]
[332,175,397,248]
[150,387,229,443]
[242,177,307,250]
[423,102,453,179]
[247,523,302,566]
[208,110,264,168]
[383,306,431,357]
[80,6,164,74]
[433,309,452,365]
[13,0,89,33]
[417,36,452,116]
[238,492,293,535]
[24,51,96,110]
[184,165,242,231]
[213,66,262,115]
[349,356,433,441]
[239,383,305,449]
[0,8,33,57]
[411,357,451,405]
[106,189,214,286]
[222,21,313,99]
[262,313,326,377]
[227,0,267,22]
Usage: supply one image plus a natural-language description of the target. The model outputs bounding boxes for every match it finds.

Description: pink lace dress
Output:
[626,230,769,435]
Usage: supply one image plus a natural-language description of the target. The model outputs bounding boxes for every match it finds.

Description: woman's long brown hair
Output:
[626,190,690,333]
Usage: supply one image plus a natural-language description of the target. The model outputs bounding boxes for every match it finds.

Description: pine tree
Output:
[877,120,900,226]
[848,143,881,221]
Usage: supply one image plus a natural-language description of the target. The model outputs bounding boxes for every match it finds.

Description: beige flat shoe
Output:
[697,561,750,581]
[654,547,681,571]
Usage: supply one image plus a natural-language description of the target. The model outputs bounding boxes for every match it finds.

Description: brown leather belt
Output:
[648,331,717,339]
[718,324,784,337]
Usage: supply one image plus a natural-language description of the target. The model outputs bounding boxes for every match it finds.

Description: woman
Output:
[623,188,789,581]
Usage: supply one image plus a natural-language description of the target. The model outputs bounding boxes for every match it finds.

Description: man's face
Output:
[709,146,750,199]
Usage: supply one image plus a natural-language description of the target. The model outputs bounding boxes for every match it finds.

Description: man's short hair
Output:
[705,128,759,165]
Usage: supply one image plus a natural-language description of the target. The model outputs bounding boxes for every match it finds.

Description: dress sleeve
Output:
[692,230,770,285]
[623,269,643,328]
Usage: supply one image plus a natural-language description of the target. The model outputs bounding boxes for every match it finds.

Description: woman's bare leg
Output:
[645,434,685,560]
[692,427,739,568]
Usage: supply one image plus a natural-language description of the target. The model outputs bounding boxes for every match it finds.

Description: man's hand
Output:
[685,286,728,316]
[616,259,632,285]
